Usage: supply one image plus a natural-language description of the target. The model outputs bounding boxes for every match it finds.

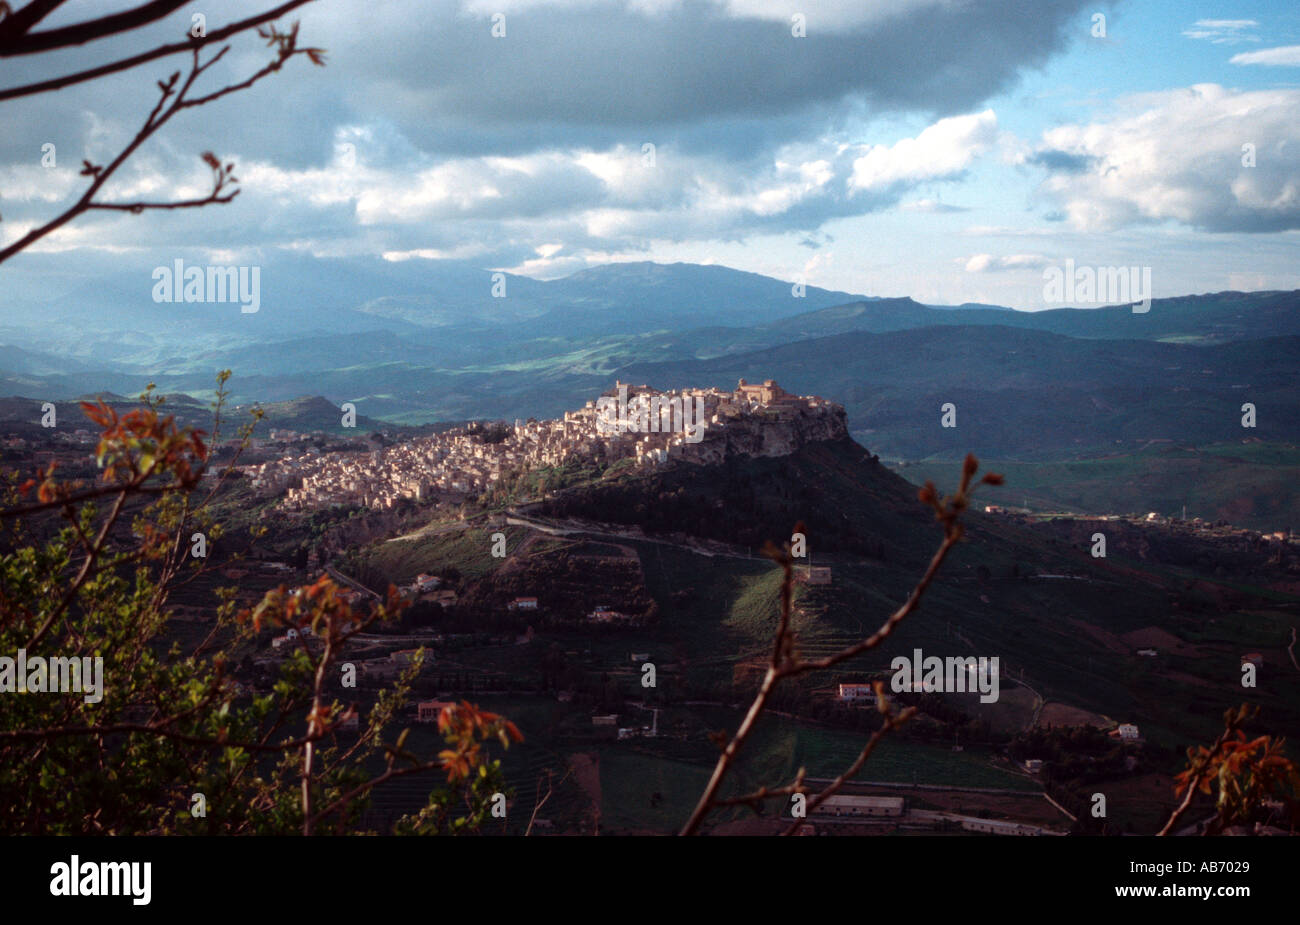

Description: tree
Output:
[0,377,520,834]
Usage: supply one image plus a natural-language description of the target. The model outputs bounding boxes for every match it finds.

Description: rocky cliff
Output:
[669,402,848,466]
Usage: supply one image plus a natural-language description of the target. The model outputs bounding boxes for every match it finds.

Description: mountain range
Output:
[2,257,1297,527]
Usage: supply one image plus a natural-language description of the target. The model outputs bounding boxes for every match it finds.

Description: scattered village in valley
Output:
[2,380,1294,837]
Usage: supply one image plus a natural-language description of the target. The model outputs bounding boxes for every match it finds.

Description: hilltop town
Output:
[238,379,845,512]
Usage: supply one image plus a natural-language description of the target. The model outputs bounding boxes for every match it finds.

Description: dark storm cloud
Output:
[1,0,1092,164]
[337,0,1094,157]
[0,0,1096,265]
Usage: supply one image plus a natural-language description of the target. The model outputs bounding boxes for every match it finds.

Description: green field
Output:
[348,523,525,586]
[892,442,1300,531]
[592,709,1039,833]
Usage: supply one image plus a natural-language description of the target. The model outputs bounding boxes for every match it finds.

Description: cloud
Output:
[900,198,969,213]
[3,104,1005,261]
[963,253,1049,272]
[716,0,948,31]
[1026,149,1095,173]
[798,230,833,248]
[311,0,1089,157]
[1182,19,1259,44]
[1231,45,1300,66]
[1033,84,1300,233]
[0,0,1088,266]
[462,0,953,31]
[849,110,997,192]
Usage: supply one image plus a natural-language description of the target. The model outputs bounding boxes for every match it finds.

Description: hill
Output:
[774,290,1300,345]
[333,427,1300,800]
[249,395,389,434]
[612,327,1300,459]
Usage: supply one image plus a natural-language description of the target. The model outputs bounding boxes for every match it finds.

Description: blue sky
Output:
[2,0,1298,309]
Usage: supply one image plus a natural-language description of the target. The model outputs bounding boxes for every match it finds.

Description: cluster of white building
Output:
[511,377,827,469]
[243,427,522,510]
[239,379,836,512]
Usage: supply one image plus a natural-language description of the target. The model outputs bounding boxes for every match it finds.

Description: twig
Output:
[0,0,320,99]
[0,25,323,266]
[784,705,917,835]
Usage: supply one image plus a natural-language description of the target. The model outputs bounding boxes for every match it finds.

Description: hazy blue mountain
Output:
[0,256,871,369]
[4,253,1298,386]
[4,255,1300,463]
[778,290,1300,344]
[503,261,872,336]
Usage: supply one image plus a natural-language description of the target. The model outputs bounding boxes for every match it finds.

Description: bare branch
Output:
[0,1,67,45]
[86,190,239,213]
[0,0,319,99]
[0,27,320,267]
[526,767,572,836]
[1,1,190,54]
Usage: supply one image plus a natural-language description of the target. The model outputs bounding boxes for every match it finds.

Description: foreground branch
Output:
[0,0,320,99]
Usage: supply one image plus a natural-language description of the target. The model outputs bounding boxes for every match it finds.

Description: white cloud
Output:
[1231,45,1300,66]
[0,163,81,203]
[382,244,493,261]
[720,0,949,30]
[1182,19,1259,44]
[457,0,952,31]
[849,110,997,192]
[963,253,1049,272]
[802,249,834,281]
[1034,84,1300,233]
[116,109,998,259]
[901,198,968,213]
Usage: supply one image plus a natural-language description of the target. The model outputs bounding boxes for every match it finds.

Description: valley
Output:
[56,378,1287,836]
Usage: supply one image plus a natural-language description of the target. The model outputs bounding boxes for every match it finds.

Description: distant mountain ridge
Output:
[2,257,1298,454]
[0,393,386,436]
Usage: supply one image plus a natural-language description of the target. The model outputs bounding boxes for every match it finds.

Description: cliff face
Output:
[668,403,848,465]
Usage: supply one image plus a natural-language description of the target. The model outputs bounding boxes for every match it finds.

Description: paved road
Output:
[385,512,490,544]
[505,510,770,562]
[324,565,381,600]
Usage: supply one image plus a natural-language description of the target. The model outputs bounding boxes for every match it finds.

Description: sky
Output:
[1,0,1299,309]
